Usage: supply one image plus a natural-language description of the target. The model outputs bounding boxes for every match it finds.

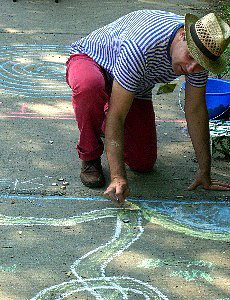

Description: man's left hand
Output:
[188,173,230,191]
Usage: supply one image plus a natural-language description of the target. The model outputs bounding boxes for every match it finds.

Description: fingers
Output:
[103,190,125,203]
[188,178,230,191]
[207,185,230,191]
[104,178,129,204]
[106,191,124,203]
[103,188,117,202]
[206,179,230,190]
[211,180,230,189]
[103,183,129,204]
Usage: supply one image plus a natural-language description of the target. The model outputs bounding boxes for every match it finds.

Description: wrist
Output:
[197,168,211,177]
[111,175,127,182]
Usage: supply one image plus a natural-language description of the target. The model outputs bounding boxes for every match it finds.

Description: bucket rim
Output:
[182,78,230,96]
[206,78,230,96]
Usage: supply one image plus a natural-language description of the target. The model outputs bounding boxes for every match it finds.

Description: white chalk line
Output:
[1,208,169,299]
[30,277,169,300]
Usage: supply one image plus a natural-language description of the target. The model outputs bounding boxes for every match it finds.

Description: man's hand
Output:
[188,170,230,191]
[103,177,129,204]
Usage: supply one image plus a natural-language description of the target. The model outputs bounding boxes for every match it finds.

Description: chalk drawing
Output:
[171,269,213,283]
[0,44,187,123]
[0,194,107,202]
[0,45,70,99]
[0,264,17,273]
[0,176,53,191]
[139,258,214,282]
[0,207,169,300]
[139,201,230,241]
[1,196,229,298]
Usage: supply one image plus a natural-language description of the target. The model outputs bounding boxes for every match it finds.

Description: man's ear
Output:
[177,28,186,41]
[180,28,186,40]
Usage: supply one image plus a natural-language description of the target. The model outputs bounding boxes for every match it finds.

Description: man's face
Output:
[171,30,205,75]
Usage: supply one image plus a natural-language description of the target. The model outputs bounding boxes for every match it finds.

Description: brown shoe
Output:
[80,158,105,188]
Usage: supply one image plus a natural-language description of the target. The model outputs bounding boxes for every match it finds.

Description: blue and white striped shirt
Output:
[70,10,208,99]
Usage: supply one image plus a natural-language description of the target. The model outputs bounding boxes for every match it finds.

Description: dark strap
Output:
[190,24,219,61]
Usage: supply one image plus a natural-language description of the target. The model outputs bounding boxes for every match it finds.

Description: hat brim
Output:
[185,13,226,74]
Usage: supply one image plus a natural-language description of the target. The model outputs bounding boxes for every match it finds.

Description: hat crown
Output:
[195,13,230,57]
[185,12,229,73]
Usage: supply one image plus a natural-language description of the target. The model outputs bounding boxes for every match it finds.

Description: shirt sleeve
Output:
[112,40,146,92]
[185,70,209,88]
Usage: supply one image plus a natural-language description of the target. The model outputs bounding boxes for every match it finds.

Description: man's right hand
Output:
[103,177,129,204]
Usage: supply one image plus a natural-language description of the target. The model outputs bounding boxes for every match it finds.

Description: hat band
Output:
[190,24,219,61]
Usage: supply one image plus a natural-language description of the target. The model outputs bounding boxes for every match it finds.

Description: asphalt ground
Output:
[0,0,229,299]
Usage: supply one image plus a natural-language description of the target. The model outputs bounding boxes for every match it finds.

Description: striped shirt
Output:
[70,10,208,99]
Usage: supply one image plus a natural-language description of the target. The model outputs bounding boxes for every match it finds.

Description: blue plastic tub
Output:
[182,78,230,119]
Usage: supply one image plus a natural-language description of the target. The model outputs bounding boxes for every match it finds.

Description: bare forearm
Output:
[103,81,134,202]
[105,113,127,180]
[185,105,211,174]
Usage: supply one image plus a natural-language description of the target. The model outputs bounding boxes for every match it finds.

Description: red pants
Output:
[66,54,157,172]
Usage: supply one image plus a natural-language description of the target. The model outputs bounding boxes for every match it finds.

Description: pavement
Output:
[0,0,229,299]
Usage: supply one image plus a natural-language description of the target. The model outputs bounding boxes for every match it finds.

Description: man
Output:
[66,10,230,202]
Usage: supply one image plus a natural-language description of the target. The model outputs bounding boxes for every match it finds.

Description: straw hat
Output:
[185,13,230,74]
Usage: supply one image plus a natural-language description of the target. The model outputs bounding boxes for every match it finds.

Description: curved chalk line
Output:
[0,207,168,300]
